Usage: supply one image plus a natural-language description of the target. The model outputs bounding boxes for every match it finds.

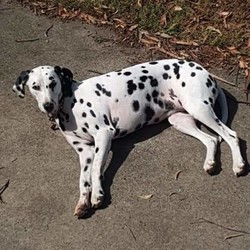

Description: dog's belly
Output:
[108,91,184,137]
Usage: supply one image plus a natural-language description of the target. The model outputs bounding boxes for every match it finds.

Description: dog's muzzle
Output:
[43,102,55,113]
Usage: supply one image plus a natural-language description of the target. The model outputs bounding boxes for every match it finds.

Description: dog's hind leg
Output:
[168,112,218,174]
[184,101,245,176]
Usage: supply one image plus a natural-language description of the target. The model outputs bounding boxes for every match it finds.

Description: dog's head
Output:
[13,66,73,116]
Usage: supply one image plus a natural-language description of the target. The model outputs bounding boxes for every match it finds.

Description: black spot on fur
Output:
[115,99,119,103]
[80,99,84,104]
[95,125,99,130]
[140,76,148,82]
[152,90,159,98]
[153,98,158,104]
[82,112,87,118]
[145,106,155,121]
[142,70,148,74]
[150,78,158,87]
[87,102,92,107]
[84,181,90,187]
[49,80,57,91]
[209,97,213,104]
[206,78,213,87]
[124,71,132,76]
[86,158,92,164]
[163,73,168,79]
[164,65,170,71]
[132,100,140,112]
[77,148,83,152]
[146,93,151,102]
[127,80,137,95]
[141,65,146,68]
[95,147,99,153]
[82,127,87,133]
[149,61,158,65]
[178,60,185,65]
[84,166,88,171]
[84,122,89,128]
[189,62,195,67]
[73,141,80,145]
[103,114,110,125]
[196,66,203,70]
[138,82,145,90]
[212,88,216,95]
[173,63,180,79]
[90,110,96,117]
[158,100,164,108]
[182,82,186,87]
[191,72,196,77]
[117,72,122,76]
[164,101,175,110]
[95,91,101,96]
[204,100,209,104]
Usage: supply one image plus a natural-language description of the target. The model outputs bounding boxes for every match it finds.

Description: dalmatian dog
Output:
[13,59,245,218]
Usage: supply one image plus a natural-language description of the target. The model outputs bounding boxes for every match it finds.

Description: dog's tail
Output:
[217,85,228,125]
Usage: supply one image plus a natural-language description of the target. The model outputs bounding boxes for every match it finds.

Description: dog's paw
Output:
[74,199,90,218]
[204,160,216,175]
[91,190,104,208]
[233,162,245,177]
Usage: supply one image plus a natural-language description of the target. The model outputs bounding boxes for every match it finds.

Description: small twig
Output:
[87,70,104,75]
[235,66,240,87]
[191,218,250,235]
[175,169,186,180]
[124,224,137,241]
[210,73,236,86]
[225,234,245,240]
[0,180,10,203]
[15,38,40,43]
[44,24,53,38]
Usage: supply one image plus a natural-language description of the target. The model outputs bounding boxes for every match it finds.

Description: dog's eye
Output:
[32,85,40,91]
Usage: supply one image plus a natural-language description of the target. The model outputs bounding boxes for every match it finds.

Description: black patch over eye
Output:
[49,80,57,91]
[32,85,40,91]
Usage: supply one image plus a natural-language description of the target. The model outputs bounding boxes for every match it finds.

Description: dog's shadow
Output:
[82,90,249,219]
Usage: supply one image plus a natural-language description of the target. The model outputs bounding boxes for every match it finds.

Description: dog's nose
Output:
[43,102,54,113]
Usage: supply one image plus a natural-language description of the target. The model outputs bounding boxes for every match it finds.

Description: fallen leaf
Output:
[128,24,138,32]
[155,32,172,39]
[174,5,182,11]
[160,13,167,27]
[172,40,199,46]
[138,194,153,200]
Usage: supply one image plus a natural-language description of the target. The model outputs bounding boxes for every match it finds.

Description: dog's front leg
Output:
[91,129,114,208]
[74,145,94,218]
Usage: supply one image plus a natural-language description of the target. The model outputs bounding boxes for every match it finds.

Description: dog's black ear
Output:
[12,70,30,98]
[54,66,73,97]
[54,66,73,81]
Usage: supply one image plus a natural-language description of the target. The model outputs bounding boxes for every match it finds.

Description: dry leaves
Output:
[138,194,153,200]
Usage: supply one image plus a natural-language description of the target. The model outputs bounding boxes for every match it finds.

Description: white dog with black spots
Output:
[13,59,245,218]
